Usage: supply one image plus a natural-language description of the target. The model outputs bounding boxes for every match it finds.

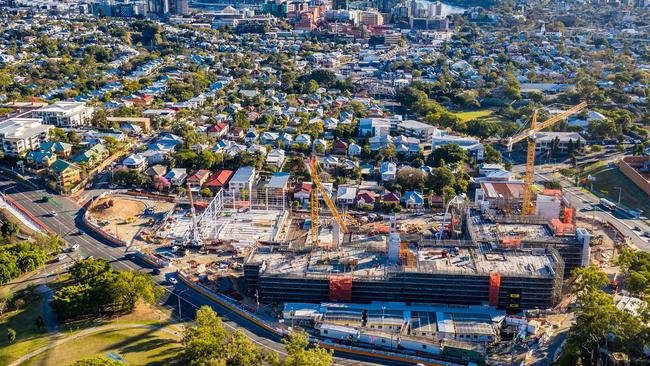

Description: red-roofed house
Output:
[356,190,376,209]
[203,170,234,190]
[382,191,400,205]
[333,141,348,155]
[293,182,313,203]
[207,122,229,139]
[187,169,211,188]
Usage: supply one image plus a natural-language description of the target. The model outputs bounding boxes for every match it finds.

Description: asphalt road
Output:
[0,177,391,366]
[536,173,650,251]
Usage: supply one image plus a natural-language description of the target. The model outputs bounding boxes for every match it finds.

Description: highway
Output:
[0,177,391,366]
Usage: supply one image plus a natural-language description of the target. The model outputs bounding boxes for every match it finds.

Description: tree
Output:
[572,266,608,295]
[395,167,427,191]
[34,234,65,255]
[182,306,269,366]
[482,145,502,164]
[428,144,468,166]
[427,167,456,195]
[70,356,123,366]
[279,332,333,366]
[70,258,111,284]
[0,220,19,239]
[200,188,213,198]
[7,328,16,343]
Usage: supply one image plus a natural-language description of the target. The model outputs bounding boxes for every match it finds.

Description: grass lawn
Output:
[590,167,650,215]
[452,109,495,122]
[1,293,182,366]
[0,294,64,366]
[20,326,183,366]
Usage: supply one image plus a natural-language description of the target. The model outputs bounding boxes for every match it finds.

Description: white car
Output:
[50,211,58,217]
[70,244,80,252]
[169,277,178,285]
[57,254,67,262]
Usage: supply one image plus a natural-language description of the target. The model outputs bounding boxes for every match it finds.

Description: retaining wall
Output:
[618,156,650,196]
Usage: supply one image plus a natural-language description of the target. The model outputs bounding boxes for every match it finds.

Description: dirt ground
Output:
[87,195,175,243]
[90,197,148,221]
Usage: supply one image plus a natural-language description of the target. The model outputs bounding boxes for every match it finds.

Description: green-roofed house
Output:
[49,159,82,190]
[25,150,57,168]
[71,143,108,166]
[40,141,73,158]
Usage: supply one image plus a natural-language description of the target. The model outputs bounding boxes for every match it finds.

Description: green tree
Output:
[182,306,269,366]
[70,356,123,366]
[427,167,456,195]
[427,144,468,166]
[7,328,16,343]
[200,188,214,198]
[279,332,333,366]
[572,266,608,294]
[395,167,427,191]
[0,220,19,239]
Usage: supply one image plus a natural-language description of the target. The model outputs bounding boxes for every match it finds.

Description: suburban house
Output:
[0,118,53,157]
[32,101,94,127]
[165,168,188,187]
[323,155,339,170]
[266,149,286,168]
[293,182,313,203]
[49,159,82,189]
[356,190,376,209]
[207,122,229,139]
[187,169,211,188]
[348,143,362,157]
[145,164,168,179]
[336,186,357,206]
[203,170,234,190]
[402,191,424,209]
[380,161,397,182]
[229,166,256,195]
[122,154,146,171]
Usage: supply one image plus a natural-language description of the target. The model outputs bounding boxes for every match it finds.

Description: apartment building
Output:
[32,102,94,127]
[0,118,53,157]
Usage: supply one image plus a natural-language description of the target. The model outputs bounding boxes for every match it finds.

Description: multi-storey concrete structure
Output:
[0,118,53,157]
[32,102,94,127]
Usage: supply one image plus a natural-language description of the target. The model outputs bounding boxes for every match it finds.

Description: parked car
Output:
[169,277,178,285]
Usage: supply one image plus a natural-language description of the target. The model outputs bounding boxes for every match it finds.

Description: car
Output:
[109,184,118,189]
[49,211,58,217]
[152,268,161,275]
[70,244,80,252]
[42,195,49,202]
[169,277,178,285]
[57,254,67,262]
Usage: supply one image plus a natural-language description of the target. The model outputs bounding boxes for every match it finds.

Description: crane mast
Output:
[305,157,350,246]
[506,102,587,216]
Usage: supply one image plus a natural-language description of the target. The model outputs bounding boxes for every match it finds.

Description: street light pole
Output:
[614,187,622,207]
[177,289,189,321]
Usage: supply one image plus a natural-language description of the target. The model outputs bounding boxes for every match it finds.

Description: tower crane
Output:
[505,102,587,216]
[305,157,351,246]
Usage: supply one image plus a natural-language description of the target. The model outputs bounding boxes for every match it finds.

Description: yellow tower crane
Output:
[506,102,587,216]
[305,157,350,246]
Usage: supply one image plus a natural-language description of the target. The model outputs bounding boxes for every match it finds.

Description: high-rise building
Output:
[147,0,169,17]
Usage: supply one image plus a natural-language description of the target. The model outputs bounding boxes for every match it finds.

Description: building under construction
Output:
[242,202,598,311]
